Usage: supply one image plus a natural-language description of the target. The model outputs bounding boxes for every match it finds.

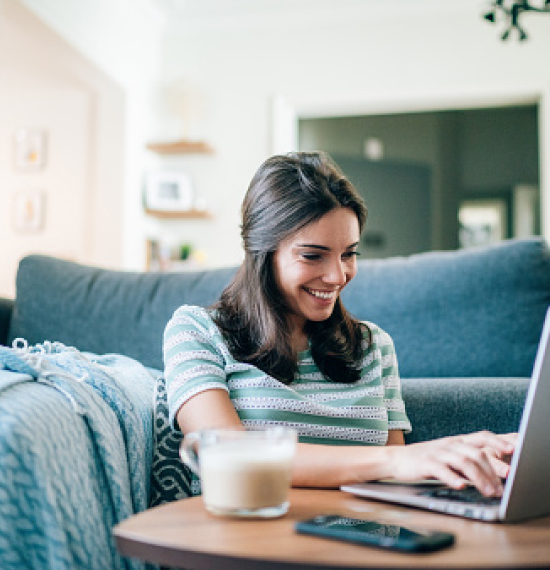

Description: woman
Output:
[163,151,513,497]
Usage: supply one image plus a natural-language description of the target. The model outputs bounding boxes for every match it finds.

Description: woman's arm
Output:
[387,430,405,445]
[176,389,395,487]
[176,389,514,497]
[176,387,242,433]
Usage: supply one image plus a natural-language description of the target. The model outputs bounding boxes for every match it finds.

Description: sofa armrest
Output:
[0,354,155,568]
[0,297,14,346]
[0,378,123,567]
[402,377,529,444]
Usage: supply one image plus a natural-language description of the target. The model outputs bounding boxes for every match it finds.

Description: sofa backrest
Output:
[8,256,237,371]
[8,237,550,377]
[342,237,550,378]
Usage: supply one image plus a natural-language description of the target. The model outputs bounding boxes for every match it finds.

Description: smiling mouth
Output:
[303,287,338,300]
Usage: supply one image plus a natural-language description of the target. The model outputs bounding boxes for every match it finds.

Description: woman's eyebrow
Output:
[296,242,359,251]
[296,244,330,251]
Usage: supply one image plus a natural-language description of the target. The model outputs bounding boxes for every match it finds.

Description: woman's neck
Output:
[291,330,309,353]
[286,313,309,352]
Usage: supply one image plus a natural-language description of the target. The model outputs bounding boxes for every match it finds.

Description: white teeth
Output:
[306,288,335,300]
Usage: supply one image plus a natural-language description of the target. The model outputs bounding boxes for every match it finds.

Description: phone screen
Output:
[295,515,455,552]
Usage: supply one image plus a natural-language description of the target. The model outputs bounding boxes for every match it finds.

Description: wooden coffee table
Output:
[114,488,550,569]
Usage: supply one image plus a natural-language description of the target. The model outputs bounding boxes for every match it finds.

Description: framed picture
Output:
[458,196,510,249]
[144,170,194,212]
[13,129,47,171]
[13,189,45,232]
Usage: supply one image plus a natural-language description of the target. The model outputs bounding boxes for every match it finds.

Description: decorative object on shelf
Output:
[146,238,160,271]
[144,170,194,212]
[145,238,206,272]
[13,128,47,171]
[179,242,193,261]
[483,0,550,41]
[146,140,214,154]
[146,238,171,272]
[12,189,45,232]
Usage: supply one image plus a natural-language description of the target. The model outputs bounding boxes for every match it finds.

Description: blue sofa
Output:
[1,237,549,569]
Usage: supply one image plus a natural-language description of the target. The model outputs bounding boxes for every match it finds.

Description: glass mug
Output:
[180,427,297,518]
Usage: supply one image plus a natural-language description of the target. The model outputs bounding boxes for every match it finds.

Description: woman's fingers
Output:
[419,459,469,490]
[389,431,518,497]
[451,431,515,456]
[393,432,515,497]
[435,442,503,496]
[457,432,517,483]
[488,455,512,479]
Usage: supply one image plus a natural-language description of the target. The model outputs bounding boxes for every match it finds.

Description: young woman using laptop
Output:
[163,151,515,499]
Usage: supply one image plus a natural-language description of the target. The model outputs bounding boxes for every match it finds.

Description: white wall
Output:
[155,1,550,268]
[17,0,166,271]
[3,1,549,279]
[0,85,92,295]
[0,0,130,297]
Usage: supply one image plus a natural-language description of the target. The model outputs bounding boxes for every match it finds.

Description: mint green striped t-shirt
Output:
[163,305,411,445]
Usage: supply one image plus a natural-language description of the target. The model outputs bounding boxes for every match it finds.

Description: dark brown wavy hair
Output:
[211,151,369,384]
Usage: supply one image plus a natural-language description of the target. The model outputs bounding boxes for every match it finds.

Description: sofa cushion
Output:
[8,238,550,377]
[401,377,529,443]
[342,238,550,378]
[8,255,237,371]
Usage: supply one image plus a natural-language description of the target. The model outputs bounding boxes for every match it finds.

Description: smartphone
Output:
[295,515,455,553]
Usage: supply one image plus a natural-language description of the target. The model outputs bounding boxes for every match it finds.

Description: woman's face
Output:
[272,207,360,334]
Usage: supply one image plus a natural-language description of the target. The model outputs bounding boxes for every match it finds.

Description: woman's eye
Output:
[302,253,321,261]
[343,251,359,260]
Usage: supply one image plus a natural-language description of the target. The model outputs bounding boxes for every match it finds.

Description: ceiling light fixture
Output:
[484,0,550,40]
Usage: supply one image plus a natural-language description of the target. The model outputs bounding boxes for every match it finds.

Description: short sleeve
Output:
[368,323,412,434]
[163,305,229,429]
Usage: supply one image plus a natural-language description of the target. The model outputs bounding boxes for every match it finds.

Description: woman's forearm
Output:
[178,390,402,488]
[291,441,395,488]
[176,390,512,496]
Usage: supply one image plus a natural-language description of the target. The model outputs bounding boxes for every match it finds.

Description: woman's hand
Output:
[387,431,516,497]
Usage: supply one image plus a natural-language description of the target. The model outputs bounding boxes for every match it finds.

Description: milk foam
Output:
[200,441,294,511]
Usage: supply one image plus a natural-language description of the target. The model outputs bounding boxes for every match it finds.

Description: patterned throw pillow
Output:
[150,375,200,507]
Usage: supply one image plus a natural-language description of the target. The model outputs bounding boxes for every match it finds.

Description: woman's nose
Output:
[323,259,347,286]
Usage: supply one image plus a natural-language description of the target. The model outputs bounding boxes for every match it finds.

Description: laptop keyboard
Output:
[419,487,501,506]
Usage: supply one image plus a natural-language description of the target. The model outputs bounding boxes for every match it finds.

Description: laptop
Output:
[341,307,550,523]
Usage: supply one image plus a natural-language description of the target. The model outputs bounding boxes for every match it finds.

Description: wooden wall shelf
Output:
[145,208,212,219]
[146,140,214,155]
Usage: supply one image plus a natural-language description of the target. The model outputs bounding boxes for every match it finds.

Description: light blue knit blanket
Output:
[0,341,159,570]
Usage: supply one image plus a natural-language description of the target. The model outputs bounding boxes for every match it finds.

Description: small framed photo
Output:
[13,129,47,171]
[458,196,509,249]
[13,189,45,232]
[144,170,194,212]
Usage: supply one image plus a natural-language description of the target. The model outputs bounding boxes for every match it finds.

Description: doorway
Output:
[298,105,540,258]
